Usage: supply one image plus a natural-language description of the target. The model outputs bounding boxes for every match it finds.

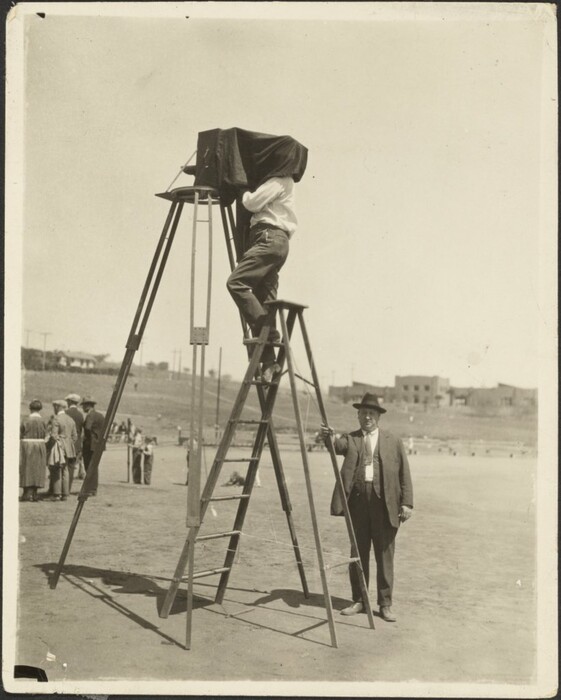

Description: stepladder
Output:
[159,300,376,649]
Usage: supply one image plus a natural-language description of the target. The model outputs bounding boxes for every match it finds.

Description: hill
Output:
[20,370,537,448]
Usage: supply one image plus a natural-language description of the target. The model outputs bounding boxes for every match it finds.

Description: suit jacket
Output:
[83,409,105,453]
[52,412,78,459]
[66,406,84,452]
[330,428,413,529]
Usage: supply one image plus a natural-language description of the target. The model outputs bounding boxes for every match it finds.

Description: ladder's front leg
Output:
[159,528,197,619]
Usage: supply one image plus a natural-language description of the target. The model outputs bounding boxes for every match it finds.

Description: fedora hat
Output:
[352,392,386,414]
[65,393,81,404]
[52,399,68,409]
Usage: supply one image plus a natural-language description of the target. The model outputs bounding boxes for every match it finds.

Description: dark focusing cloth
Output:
[193,127,308,255]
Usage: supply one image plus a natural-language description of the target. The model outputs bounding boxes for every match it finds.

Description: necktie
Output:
[364,432,373,465]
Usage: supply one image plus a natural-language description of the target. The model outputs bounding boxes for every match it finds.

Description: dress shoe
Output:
[380,605,396,622]
[340,601,363,616]
[261,363,281,384]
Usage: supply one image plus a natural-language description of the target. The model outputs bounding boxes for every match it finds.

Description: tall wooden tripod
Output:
[49,185,309,599]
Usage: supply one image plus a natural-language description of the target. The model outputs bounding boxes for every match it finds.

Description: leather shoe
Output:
[340,601,363,616]
[380,605,396,622]
[261,363,281,384]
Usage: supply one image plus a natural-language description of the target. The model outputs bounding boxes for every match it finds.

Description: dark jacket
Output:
[330,428,413,528]
[83,409,105,453]
[66,406,85,453]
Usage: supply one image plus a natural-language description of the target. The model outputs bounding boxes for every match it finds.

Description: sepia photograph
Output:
[3,2,558,696]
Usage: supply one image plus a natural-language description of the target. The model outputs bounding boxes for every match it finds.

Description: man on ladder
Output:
[226,174,297,384]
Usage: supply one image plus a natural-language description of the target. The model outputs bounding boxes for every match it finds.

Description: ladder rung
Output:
[325,557,361,571]
[184,567,231,580]
[221,457,259,463]
[243,339,284,347]
[196,530,241,542]
[204,494,251,502]
[233,419,269,425]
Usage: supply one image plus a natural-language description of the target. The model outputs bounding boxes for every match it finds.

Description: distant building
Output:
[329,381,394,405]
[449,383,537,411]
[395,375,450,407]
[56,351,97,370]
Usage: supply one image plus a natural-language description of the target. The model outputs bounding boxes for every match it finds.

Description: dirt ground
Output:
[11,442,536,691]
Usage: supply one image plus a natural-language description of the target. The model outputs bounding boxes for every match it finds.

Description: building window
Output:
[414,395,419,404]
[425,385,430,391]
[414,385,419,391]
[403,385,409,391]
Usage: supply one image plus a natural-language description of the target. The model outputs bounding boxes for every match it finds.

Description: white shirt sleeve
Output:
[242,178,285,213]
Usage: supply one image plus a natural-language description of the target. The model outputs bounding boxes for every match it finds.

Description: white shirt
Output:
[242,176,297,237]
[362,428,379,482]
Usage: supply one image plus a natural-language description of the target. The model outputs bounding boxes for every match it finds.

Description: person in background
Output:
[46,410,67,501]
[131,428,144,484]
[20,399,48,502]
[142,437,155,486]
[321,393,413,622]
[65,393,85,486]
[185,436,198,486]
[226,175,297,383]
[81,396,105,496]
[49,399,77,500]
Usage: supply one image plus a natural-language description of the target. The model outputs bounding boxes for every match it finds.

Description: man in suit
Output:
[81,396,105,496]
[65,393,84,490]
[49,400,77,500]
[321,393,413,621]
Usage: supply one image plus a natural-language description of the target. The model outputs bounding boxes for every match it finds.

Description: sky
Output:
[9,2,557,390]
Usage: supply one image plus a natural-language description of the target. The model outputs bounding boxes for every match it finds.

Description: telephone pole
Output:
[215,346,222,442]
[39,332,52,371]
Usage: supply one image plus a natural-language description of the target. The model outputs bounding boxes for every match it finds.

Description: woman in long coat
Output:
[20,399,48,502]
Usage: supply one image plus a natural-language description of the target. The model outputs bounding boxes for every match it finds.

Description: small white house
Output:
[57,351,97,370]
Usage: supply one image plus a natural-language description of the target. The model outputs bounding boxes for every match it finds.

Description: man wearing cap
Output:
[65,394,85,488]
[321,393,413,622]
[81,396,105,496]
[49,400,77,501]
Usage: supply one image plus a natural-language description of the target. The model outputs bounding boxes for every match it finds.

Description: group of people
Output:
[19,393,104,501]
[130,428,156,486]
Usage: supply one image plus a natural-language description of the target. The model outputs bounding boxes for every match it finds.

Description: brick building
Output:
[394,375,450,407]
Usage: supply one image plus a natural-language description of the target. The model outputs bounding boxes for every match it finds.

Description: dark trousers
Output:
[348,482,397,607]
[67,457,77,493]
[143,455,153,485]
[82,446,98,493]
[132,448,143,484]
[226,226,289,364]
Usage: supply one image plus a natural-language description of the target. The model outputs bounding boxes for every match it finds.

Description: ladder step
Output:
[325,557,361,571]
[196,530,241,542]
[204,494,251,502]
[243,340,285,348]
[221,457,259,463]
[184,567,231,580]
[233,419,269,425]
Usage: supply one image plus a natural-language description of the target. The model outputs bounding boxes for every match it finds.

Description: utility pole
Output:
[39,332,52,371]
[140,339,144,378]
[171,349,178,379]
[178,348,182,379]
[215,347,222,443]
[24,328,34,347]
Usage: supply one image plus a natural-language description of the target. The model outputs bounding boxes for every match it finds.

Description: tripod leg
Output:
[50,201,185,589]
